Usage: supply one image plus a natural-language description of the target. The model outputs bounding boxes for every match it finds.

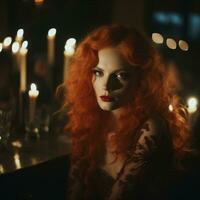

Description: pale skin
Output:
[92,47,138,120]
[92,47,139,178]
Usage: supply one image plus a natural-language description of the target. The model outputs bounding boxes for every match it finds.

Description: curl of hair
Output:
[64,25,190,192]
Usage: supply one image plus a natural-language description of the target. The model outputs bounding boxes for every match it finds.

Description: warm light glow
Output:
[169,104,173,112]
[14,153,21,169]
[31,83,37,91]
[0,43,2,52]
[187,97,198,114]
[22,40,28,49]
[0,165,4,174]
[17,29,24,38]
[3,37,12,47]
[48,28,56,37]
[12,42,20,53]
[66,38,76,48]
[64,45,75,56]
[35,0,44,6]
[152,33,164,44]
[29,83,39,97]
[31,158,38,165]
[20,47,28,55]
[166,38,177,49]
[178,40,189,51]
[12,140,22,148]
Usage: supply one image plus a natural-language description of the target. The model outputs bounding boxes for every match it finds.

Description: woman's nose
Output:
[102,75,121,91]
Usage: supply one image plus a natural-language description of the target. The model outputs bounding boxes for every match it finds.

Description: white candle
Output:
[28,83,39,123]
[12,42,20,54]
[47,28,56,66]
[3,37,12,50]
[63,38,76,81]
[15,29,24,46]
[187,97,198,114]
[11,42,20,71]
[19,47,28,92]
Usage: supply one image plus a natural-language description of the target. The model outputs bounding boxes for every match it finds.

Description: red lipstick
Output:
[100,95,114,102]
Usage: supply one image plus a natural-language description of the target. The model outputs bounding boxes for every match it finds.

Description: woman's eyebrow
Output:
[94,66,131,74]
[94,66,104,71]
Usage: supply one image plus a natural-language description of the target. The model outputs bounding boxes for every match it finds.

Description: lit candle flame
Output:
[64,45,75,56]
[187,97,198,114]
[66,38,76,48]
[48,28,56,37]
[169,104,173,112]
[166,38,177,49]
[3,37,12,48]
[17,29,24,38]
[22,40,28,49]
[31,83,37,91]
[12,42,20,53]
[152,33,164,44]
[178,40,189,51]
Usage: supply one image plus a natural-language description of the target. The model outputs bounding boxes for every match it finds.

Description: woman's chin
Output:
[99,102,120,112]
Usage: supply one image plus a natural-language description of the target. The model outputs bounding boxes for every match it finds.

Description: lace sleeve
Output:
[107,117,172,200]
[67,160,85,200]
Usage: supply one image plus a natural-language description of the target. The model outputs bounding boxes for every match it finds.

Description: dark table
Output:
[0,133,71,200]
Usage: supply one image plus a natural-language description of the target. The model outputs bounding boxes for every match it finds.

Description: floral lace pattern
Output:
[67,117,172,200]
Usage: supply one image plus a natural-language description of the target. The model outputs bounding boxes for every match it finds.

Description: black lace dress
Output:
[67,117,173,200]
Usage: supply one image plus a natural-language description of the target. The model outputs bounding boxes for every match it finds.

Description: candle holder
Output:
[25,83,40,140]
[25,120,40,140]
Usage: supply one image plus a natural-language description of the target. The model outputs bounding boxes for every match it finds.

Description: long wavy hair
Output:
[64,24,190,192]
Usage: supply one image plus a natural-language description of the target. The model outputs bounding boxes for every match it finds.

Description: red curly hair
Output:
[65,24,190,188]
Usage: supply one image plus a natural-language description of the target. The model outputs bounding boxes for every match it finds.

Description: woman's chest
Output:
[101,132,126,180]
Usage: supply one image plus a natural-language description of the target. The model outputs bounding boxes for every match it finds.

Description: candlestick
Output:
[63,38,76,82]
[3,37,12,50]
[12,42,20,71]
[28,83,39,123]
[15,29,24,47]
[19,47,28,92]
[47,28,56,66]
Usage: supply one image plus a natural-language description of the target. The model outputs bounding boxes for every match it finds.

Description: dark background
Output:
[0,0,200,98]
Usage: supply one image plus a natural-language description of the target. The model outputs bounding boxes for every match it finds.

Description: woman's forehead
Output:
[97,47,132,70]
[97,48,126,68]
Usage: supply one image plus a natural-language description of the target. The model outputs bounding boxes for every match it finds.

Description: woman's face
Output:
[92,47,138,112]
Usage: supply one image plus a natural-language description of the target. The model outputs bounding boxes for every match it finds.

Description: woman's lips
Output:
[100,95,114,102]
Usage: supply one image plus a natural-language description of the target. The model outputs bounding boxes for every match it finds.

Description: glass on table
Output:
[25,105,51,140]
[0,109,13,146]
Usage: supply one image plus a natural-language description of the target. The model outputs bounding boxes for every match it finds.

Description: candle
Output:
[12,42,20,71]
[0,43,3,52]
[12,42,20,54]
[15,29,24,47]
[47,28,56,66]
[3,37,12,50]
[187,97,198,114]
[14,153,21,169]
[28,83,39,123]
[63,38,76,81]
[19,47,28,92]
[21,40,28,49]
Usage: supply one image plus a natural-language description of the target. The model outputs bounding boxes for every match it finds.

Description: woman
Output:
[65,25,190,200]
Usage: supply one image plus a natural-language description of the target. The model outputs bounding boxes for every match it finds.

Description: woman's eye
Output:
[116,72,130,80]
[93,70,103,77]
